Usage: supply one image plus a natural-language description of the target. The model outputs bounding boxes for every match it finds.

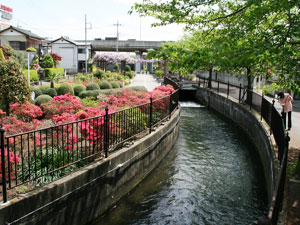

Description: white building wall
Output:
[51,41,78,73]
[0,29,26,45]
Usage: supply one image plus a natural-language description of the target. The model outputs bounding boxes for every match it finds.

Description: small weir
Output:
[93,102,268,225]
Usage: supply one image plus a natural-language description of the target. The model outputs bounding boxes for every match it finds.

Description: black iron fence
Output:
[0,90,179,203]
[196,76,289,225]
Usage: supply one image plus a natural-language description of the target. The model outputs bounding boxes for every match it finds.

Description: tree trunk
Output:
[208,68,213,89]
[50,80,54,89]
[5,101,9,116]
[246,67,253,105]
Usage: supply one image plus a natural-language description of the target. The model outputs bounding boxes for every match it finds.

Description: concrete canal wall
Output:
[0,109,180,225]
[195,88,276,205]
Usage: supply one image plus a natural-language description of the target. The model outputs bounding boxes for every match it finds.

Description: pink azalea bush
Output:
[10,101,43,122]
[0,148,20,179]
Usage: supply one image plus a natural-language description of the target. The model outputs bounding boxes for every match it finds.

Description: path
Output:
[129,73,161,91]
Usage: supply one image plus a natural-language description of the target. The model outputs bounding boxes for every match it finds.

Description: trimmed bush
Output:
[110,81,120,89]
[113,64,119,72]
[44,88,57,97]
[41,54,54,68]
[74,84,86,96]
[125,65,131,72]
[93,69,105,79]
[45,67,64,78]
[79,90,102,99]
[33,87,42,98]
[23,69,39,81]
[125,71,135,79]
[35,95,52,106]
[86,82,100,91]
[130,86,147,91]
[57,83,74,96]
[154,69,164,77]
[39,85,50,94]
[99,81,112,89]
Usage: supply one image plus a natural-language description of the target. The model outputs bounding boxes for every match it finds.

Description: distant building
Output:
[0,25,44,50]
[50,37,91,74]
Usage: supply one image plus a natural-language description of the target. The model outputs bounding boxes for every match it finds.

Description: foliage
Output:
[50,53,62,66]
[45,67,64,78]
[80,96,99,108]
[110,81,120,89]
[41,94,83,118]
[34,95,53,106]
[57,83,74,96]
[74,84,86,96]
[39,85,50,94]
[26,47,37,52]
[0,59,30,114]
[125,65,131,72]
[86,82,100,91]
[0,48,5,61]
[79,90,102,99]
[99,81,112,89]
[93,69,105,79]
[44,88,57,97]
[23,69,39,82]
[129,86,147,92]
[2,44,17,58]
[47,71,63,88]
[0,148,20,180]
[125,71,135,79]
[287,158,300,180]
[113,64,120,72]
[41,54,54,68]
[154,70,164,77]
[10,101,43,122]
[33,87,42,98]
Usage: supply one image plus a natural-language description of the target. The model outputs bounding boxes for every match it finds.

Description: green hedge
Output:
[23,69,39,81]
[45,67,64,78]
[79,90,102,99]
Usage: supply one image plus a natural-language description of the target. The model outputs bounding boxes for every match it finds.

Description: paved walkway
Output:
[129,73,161,91]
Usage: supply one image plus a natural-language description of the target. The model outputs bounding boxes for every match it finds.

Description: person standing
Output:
[278,92,293,130]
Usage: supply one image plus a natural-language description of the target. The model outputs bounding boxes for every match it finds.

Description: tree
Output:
[50,53,62,67]
[41,54,54,68]
[0,48,5,61]
[0,59,30,115]
[131,0,300,92]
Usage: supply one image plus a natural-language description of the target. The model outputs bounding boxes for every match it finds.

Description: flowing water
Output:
[93,102,268,225]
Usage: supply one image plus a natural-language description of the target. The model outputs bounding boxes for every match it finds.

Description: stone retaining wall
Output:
[0,109,180,225]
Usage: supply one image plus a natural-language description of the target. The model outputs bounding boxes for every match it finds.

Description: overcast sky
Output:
[0,0,185,41]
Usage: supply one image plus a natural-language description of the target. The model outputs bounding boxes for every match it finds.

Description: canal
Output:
[93,102,268,225]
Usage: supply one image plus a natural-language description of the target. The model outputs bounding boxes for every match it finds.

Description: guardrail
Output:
[196,76,290,225]
[0,90,179,203]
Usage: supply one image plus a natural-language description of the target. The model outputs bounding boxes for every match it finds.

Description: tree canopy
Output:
[132,0,300,92]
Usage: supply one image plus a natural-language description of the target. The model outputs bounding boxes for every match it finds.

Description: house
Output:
[49,37,91,74]
[0,25,44,50]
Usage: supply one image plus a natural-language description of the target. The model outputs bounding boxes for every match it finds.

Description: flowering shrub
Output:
[50,53,62,66]
[2,117,41,136]
[0,148,20,179]
[42,94,83,119]
[10,101,43,122]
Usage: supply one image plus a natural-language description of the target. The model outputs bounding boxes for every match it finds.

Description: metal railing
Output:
[196,76,290,225]
[0,90,179,203]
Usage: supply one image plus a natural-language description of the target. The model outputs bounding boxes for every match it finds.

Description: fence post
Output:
[239,84,242,103]
[0,127,7,203]
[261,95,264,121]
[227,81,229,98]
[270,99,275,135]
[217,80,220,93]
[104,106,109,158]
[149,97,153,134]
[169,91,173,119]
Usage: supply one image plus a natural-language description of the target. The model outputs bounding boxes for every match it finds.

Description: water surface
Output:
[94,102,268,225]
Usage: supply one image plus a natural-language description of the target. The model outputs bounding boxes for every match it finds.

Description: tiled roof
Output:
[0,26,44,40]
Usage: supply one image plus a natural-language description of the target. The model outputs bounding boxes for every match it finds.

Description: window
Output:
[9,41,26,50]
[78,48,86,54]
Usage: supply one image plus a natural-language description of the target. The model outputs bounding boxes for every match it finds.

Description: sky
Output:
[0,0,185,42]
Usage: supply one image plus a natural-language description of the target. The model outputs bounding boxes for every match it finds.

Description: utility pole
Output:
[113,20,122,53]
[85,14,92,73]
[140,17,142,41]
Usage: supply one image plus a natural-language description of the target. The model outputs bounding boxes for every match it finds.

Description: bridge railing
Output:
[195,76,289,225]
[0,90,179,203]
